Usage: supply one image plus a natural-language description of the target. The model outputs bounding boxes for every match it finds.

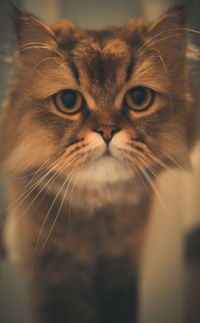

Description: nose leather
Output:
[95,125,120,143]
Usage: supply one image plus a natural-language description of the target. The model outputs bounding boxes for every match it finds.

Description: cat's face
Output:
[0,7,197,187]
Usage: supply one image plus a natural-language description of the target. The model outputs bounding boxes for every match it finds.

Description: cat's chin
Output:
[67,155,140,212]
[75,155,135,186]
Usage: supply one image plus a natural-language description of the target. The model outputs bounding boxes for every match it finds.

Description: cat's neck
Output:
[7,172,153,219]
[70,180,148,214]
[31,170,152,215]
[5,176,153,266]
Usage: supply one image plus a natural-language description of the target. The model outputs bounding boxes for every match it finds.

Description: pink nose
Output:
[95,125,120,143]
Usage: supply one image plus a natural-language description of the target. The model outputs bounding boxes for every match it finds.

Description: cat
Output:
[0,4,198,323]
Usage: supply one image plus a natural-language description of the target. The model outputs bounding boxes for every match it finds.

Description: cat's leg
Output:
[4,206,98,322]
[32,247,99,323]
[95,255,138,323]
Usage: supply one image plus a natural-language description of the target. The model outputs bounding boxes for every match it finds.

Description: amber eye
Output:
[125,86,153,111]
[54,90,83,114]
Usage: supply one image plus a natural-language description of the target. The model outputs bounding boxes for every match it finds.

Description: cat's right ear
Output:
[11,4,56,52]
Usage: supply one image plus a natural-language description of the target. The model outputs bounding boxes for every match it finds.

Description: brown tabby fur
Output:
[0,5,198,323]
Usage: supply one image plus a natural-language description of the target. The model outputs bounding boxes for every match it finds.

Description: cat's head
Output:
[0,6,198,187]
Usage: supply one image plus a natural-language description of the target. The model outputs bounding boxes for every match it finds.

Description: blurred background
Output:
[0,0,200,322]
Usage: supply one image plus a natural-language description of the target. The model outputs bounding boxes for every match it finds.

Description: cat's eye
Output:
[125,86,154,111]
[54,90,83,114]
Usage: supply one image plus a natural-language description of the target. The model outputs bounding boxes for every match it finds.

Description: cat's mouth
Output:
[102,146,111,157]
[76,148,134,185]
[96,146,119,161]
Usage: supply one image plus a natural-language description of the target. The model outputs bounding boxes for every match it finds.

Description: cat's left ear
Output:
[12,5,56,50]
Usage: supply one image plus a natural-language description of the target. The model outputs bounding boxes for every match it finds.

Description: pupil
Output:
[61,90,77,108]
[130,87,146,105]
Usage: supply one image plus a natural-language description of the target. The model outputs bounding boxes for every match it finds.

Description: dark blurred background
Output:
[0,0,200,322]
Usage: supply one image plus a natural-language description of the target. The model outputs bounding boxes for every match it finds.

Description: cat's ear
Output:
[12,5,56,50]
[148,6,187,68]
[149,5,186,37]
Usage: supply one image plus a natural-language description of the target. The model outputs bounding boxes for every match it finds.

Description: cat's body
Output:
[5,179,150,322]
[0,5,198,323]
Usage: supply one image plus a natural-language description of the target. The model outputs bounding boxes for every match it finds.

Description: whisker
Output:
[35,56,64,69]
[32,154,83,266]
[137,25,200,59]
[35,163,80,263]
[142,150,190,185]
[17,41,66,59]
[132,155,171,222]
[13,151,81,220]
[0,155,65,220]
[0,142,84,221]
[0,159,54,218]
[118,148,151,194]
[119,149,172,222]
[66,159,86,220]
[32,172,69,267]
